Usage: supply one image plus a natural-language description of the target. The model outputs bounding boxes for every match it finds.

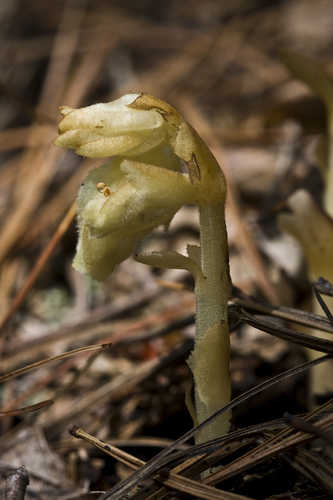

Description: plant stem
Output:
[325,115,333,217]
[313,113,333,398]
[197,203,230,335]
[188,201,231,444]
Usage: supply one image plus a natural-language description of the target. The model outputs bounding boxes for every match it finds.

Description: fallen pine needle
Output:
[0,343,111,383]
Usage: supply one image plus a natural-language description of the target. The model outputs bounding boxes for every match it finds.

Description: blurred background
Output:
[0,0,333,498]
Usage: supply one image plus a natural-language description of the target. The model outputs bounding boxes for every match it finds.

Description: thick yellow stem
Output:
[188,201,232,443]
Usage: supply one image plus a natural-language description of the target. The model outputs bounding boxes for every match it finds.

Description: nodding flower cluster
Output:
[56,94,208,280]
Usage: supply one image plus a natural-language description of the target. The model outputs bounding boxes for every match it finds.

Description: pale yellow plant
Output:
[279,50,333,401]
[279,190,333,400]
[55,93,231,443]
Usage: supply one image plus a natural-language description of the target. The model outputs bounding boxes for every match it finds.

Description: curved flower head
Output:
[55,93,226,280]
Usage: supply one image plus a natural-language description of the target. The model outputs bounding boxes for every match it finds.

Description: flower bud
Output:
[55,94,166,158]
[73,159,199,280]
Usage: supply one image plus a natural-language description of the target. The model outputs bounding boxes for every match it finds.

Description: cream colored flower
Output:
[55,93,221,280]
[55,94,167,158]
[73,158,200,280]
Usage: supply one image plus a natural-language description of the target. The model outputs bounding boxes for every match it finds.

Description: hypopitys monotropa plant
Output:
[55,93,231,443]
[279,52,333,402]
[279,190,333,402]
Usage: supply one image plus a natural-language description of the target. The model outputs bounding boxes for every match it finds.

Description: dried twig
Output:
[4,466,29,500]
[0,343,110,383]
[99,355,331,500]
[71,426,252,500]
